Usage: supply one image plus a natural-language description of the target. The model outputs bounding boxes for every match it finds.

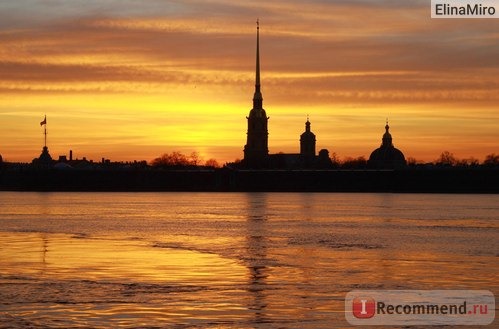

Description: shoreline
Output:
[1,168,497,193]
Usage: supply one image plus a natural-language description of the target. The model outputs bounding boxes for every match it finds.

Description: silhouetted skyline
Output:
[0,1,498,163]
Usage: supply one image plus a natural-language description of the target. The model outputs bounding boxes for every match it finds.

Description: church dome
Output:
[54,162,73,170]
[300,119,315,139]
[368,122,406,169]
[369,147,406,164]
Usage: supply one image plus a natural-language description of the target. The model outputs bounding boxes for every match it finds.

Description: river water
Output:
[0,192,498,328]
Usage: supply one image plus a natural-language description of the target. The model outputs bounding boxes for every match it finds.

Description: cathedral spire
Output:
[253,19,263,110]
[244,19,269,167]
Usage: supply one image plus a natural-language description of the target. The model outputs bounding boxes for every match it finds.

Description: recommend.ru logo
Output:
[345,290,495,326]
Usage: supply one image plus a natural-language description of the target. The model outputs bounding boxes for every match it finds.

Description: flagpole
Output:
[44,115,47,148]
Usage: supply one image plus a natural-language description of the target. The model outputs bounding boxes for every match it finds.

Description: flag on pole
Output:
[40,116,46,126]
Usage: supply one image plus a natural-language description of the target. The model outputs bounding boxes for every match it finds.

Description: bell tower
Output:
[300,116,316,158]
[243,20,269,167]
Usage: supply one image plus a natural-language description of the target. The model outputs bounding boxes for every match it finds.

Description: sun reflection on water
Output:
[0,192,498,328]
[0,232,247,284]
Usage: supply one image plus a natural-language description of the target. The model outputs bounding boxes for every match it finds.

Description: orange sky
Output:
[0,0,498,164]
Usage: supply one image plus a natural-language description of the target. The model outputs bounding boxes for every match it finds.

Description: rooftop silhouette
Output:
[241,22,405,170]
[368,120,406,169]
[0,23,497,193]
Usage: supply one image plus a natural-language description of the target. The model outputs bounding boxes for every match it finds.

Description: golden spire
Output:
[253,19,262,109]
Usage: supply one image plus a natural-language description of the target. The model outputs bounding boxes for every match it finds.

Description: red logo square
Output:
[352,297,376,318]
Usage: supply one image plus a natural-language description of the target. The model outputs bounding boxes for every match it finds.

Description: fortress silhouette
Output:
[23,21,406,171]
[241,21,406,169]
[0,23,497,193]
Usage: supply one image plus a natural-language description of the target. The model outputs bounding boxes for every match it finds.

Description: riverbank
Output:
[1,167,497,193]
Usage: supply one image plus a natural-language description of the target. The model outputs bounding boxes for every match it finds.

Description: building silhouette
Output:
[241,22,331,169]
[38,146,53,164]
[34,116,53,166]
[243,20,269,168]
[368,121,406,169]
[300,117,316,159]
[18,22,409,173]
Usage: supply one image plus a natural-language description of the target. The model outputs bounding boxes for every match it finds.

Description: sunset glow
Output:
[0,0,498,163]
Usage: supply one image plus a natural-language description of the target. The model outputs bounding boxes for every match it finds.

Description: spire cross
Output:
[256,19,260,88]
[252,19,263,109]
